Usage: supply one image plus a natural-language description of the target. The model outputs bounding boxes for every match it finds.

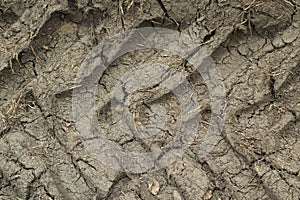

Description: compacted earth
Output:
[0,0,299,199]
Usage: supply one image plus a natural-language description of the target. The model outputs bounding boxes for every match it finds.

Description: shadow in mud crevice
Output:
[137,17,189,31]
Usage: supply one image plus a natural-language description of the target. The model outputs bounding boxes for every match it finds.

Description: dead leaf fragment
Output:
[148,179,160,195]
[203,190,213,200]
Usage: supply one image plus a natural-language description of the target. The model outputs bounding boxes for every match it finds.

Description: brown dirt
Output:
[0,0,299,199]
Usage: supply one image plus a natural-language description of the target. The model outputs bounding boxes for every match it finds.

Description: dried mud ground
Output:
[0,0,300,199]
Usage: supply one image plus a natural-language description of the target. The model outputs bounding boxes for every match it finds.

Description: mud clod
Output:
[0,0,299,199]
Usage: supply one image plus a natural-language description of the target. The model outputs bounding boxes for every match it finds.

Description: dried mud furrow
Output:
[0,0,69,72]
[0,0,299,199]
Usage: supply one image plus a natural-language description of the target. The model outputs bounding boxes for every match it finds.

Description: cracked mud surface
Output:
[0,0,299,199]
